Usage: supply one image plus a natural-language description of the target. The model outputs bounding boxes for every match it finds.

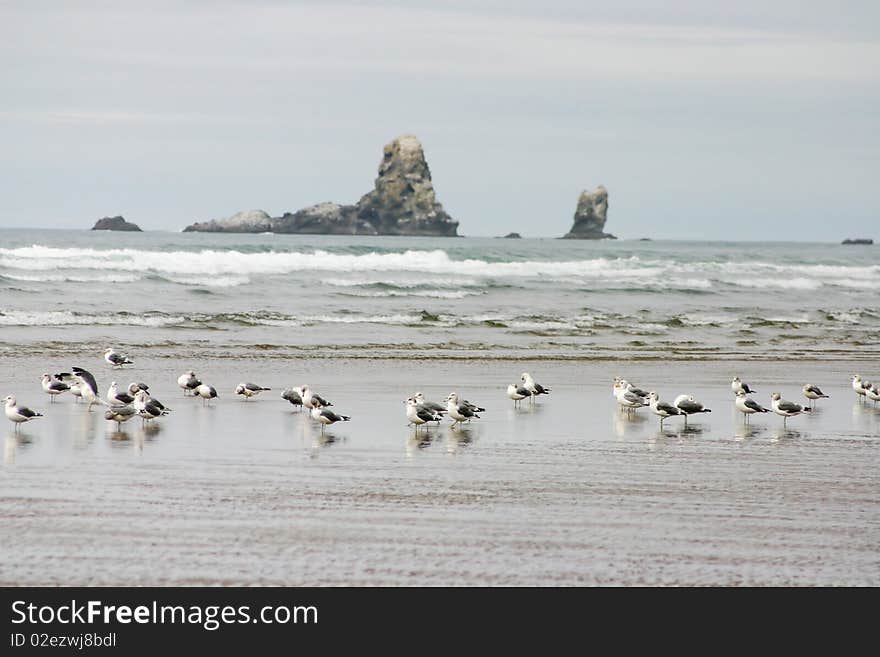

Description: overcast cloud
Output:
[1,1,877,239]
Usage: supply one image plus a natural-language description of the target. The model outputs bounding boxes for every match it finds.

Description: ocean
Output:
[0,229,877,360]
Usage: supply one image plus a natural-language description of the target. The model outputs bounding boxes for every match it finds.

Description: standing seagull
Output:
[674,394,712,426]
[54,372,82,403]
[770,392,810,427]
[194,383,218,405]
[648,391,681,427]
[71,367,102,411]
[520,373,550,404]
[506,383,532,408]
[134,390,170,424]
[177,371,202,396]
[281,388,304,411]
[735,391,770,423]
[4,395,43,431]
[614,382,647,413]
[107,381,135,407]
[310,400,350,434]
[866,386,880,406]
[406,397,441,432]
[731,377,757,396]
[104,348,133,368]
[802,384,829,409]
[413,392,447,418]
[41,373,70,402]
[235,382,271,400]
[852,375,871,402]
[446,392,480,427]
[300,386,333,410]
[104,405,137,431]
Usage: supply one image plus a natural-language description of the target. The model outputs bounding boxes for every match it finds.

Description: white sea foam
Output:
[0,310,184,327]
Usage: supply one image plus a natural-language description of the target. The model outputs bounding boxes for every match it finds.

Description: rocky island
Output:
[183,135,459,236]
[91,215,142,231]
[562,186,616,239]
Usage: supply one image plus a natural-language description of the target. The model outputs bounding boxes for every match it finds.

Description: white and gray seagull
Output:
[520,372,550,404]
[134,390,170,424]
[406,396,441,432]
[413,392,447,419]
[310,399,350,434]
[104,404,137,431]
[648,391,681,427]
[731,377,757,396]
[235,382,271,400]
[674,394,712,426]
[194,383,218,405]
[281,388,304,411]
[299,386,333,410]
[614,381,647,413]
[735,390,770,423]
[107,381,135,407]
[801,384,829,409]
[71,367,103,411]
[506,383,532,407]
[4,395,43,431]
[445,392,480,427]
[851,375,871,402]
[177,370,202,396]
[770,392,810,427]
[41,373,70,402]
[104,348,133,368]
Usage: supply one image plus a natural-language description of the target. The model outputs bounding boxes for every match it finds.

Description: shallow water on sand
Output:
[1,355,877,585]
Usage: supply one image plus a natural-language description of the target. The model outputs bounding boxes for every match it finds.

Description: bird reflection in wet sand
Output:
[771,427,802,442]
[612,408,647,439]
[445,425,476,454]
[405,433,434,457]
[733,424,763,441]
[5,433,33,464]
[107,429,131,442]
[309,431,346,456]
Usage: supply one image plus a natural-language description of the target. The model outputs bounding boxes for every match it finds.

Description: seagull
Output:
[614,381,647,413]
[413,392,447,418]
[177,371,202,396]
[770,392,810,427]
[406,396,441,432]
[674,394,712,426]
[801,384,829,409]
[194,384,218,405]
[41,373,70,402]
[735,390,770,423]
[281,388,304,411]
[127,382,150,396]
[310,399,350,434]
[4,395,43,431]
[647,391,681,427]
[852,375,871,402]
[134,390,170,423]
[619,379,648,398]
[107,381,135,407]
[300,386,333,409]
[104,348,133,368]
[235,382,271,400]
[446,392,480,427]
[866,386,880,406]
[53,373,81,401]
[506,383,532,407]
[103,404,137,431]
[731,377,756,395]
[71,367,103,411]
[520,372,550,404]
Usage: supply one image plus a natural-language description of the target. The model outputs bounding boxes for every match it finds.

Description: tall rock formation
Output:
[562,186,616,239]
[182,135,459,236]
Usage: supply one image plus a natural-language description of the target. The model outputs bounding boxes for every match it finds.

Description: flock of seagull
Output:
[3,347,880,436]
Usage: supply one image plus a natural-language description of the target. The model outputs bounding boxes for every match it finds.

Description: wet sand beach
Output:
[1,355,877,586]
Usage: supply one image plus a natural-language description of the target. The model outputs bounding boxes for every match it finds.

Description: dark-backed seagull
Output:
[648,391,681,427]
[866,386,880,406]
[614,381,647,412]
[104,405,137,430]
[674,394,712,425]
[41,373,70,402]
[195,384,218,405]
[520,372,550,404]
[770,392,810,426]
[300,386,332,409]
[735,391,769,423]
[127,382,149,396]
[71,367,102,411]
[134,390,170,423]
[104,348,133,368]
[107,381,135,407]
[406,396,441,432]
[310,400,350,434]
[801,384,829,409]
[413,392,447,418]
[281,388,303,411]
[235,382,271,400]
[445,392,480,427]
[4,395,43,431]
[507,383,531,407]
[731,377,756,395]
[178,371,202,396]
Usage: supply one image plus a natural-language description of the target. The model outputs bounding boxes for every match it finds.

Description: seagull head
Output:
[41,373,50,380]
[735,390,746,397]
[648,391,658,401]
[732,376,741,383]
[446,392,459,403]
[771,392,781,401]
[3,395,15,405]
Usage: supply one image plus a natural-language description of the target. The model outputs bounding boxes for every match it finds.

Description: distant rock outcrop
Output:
[562,186,616,239]
[182,135,459,236]
[182,209,273,233]
[501,232,522,239]
[841,238,873,245]
[91,215,141,232]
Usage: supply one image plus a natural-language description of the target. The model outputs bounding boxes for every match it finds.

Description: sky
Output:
[1,0,878,239]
